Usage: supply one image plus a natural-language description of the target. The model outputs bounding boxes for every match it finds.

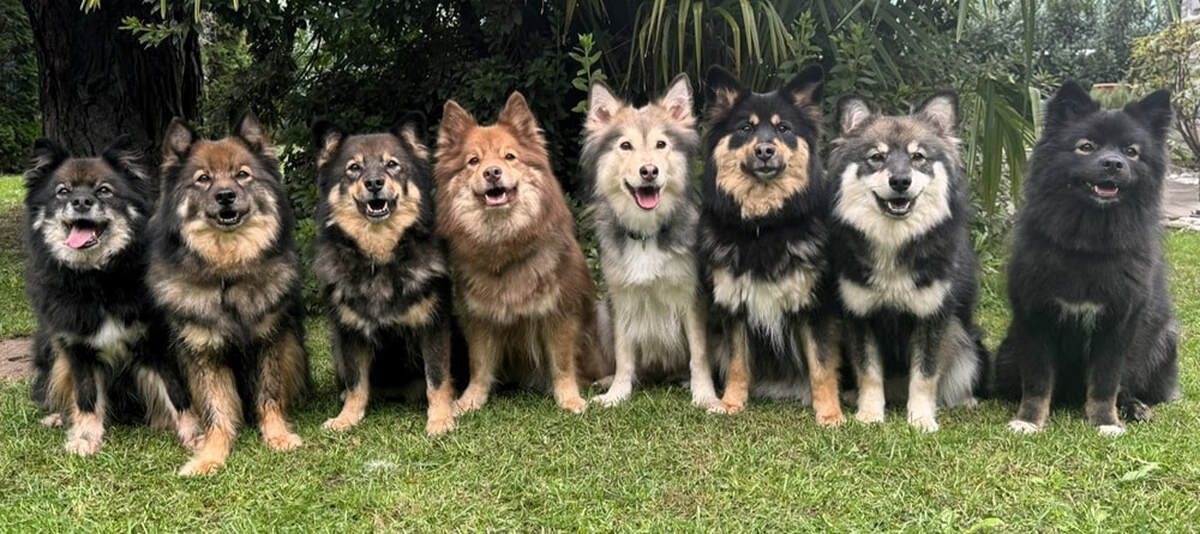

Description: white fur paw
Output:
[1097,424,1126,437]
[708,399,745,415]
[958,396,980,409]
[690,394,721,411]
[557,396,588,414]
[1007,420,1041,434]
[908,413,940,433]
[64,434,102,456]
[41,413,64,428]
[178,458,224,477]
[425,416,456,436]
[263,431,303,451]
[855,409,885,424]
[321,414,363,432]
[452,393,488,416]
[592,389,631,408]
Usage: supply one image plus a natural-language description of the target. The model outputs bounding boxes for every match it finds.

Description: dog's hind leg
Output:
[323,330,372,432]
[545,316,587,414]
[63,343,106,456]
[593,310,635,408]
[851,327,885,424]
[455,319,500,415]
[711,323,749,415]
[685,303,719,410]
[803,319,844,427]
[422,325,456,435]
[256,332,306,450]
[179,357,241,476]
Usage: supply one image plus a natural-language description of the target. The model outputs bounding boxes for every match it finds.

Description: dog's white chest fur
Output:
[605,243,697,362]
[839,249,951,318]
[85,317,146,366]
[711,267,818,347]
[1055,298,1104,330]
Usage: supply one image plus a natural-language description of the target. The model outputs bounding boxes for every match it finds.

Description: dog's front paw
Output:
[907,413,940,433]
[690,394,721,411]
[1097,424,1126,437]
[426,416,456,436]
[816,409,846,428]
[64,434,102,456]
[1119,398,1154,422]
[708,399,745,415]
[855,408,885,424]
[41,413,64,428]
[557,396,588,414]
[263,431,303,451]
[453,392,488,416]
[321,413,363,432]
[592,389,630,408]
[178,458,224,477]
[1007,419,1041,434]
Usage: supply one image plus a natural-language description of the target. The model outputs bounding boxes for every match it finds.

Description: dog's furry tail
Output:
[970,323,993,399]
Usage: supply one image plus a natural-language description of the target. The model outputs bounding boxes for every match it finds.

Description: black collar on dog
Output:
[626,230,655,242]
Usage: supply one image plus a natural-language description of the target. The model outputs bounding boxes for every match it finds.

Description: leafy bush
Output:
[1129,21,1200,167]
[0,0,40,173]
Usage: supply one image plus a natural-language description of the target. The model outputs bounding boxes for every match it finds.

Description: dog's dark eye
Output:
[196,174,212,184]
[347,163,362,172]
[620,141,632,151]
[739,123,753,133]
[387,160,400,169]
[505,153,516,160]
[656,140,667,149]
[776,123,791,133]
[468,156,479,166]
[1124,146,1139,158]
[911,152,926,163]
[55,185,69,197]
[236,170,251,179]
[1076,141,1095,153]
[868,153,886,164]
[95,185,112,197]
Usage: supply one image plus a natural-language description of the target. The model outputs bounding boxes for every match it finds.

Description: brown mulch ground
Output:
[0,337,32,382]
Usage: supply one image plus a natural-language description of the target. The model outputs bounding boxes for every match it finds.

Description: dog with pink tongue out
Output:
[581,74,720,410]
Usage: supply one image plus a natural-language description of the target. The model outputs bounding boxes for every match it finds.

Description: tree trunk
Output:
[22,1,200,161]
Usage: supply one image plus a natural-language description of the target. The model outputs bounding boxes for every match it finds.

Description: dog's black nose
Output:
[483,166,503,183]
[69,195,95,212]
[214,189,237,205]
[639,164,659,181]
[1101,157,1125,173]
[365,176,385,192]
[754,143,776,162]
[889,174,912,192]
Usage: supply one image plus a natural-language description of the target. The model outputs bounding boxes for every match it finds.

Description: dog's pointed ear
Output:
[393,111,429,160]
[916,93,959,136]
[837,97,874,136]
[312,120,344,170]
[437,100,477,155]
[586,81,624,132]
[1046,82,1100,131]
[26,138,69,188]
[1125,89,1173,142]
[659,73,695,127]
[705,65,743,123]
[782,64,824,110]
[236,111,272,154]
[101,134,149,182]
[498,91,541,140]
[161,118,196,169]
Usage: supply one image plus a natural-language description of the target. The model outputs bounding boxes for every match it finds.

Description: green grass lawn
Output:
[0,174,1197,530]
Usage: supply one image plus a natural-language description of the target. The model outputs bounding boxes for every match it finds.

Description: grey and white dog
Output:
[581,74,719,409]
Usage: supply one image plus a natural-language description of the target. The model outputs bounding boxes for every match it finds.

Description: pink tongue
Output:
[66,227,97,249]
[635,189,660,210]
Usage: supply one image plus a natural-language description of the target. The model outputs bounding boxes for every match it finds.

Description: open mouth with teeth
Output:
[362,198,393,219]
[64,219,108,250]
[625,183,661,210]
[481,185,516,208]
[1088,181,1120,200]
[874,194,916,217]
[745,164,783,180]
[212,209,246,228]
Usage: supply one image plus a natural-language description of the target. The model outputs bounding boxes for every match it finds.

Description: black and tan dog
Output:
[149,113,310,476]
[312,117,457,435]
[698,65,843,424]
[26,137,199,455]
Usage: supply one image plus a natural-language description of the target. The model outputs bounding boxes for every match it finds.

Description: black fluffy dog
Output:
[995,83,1179,436]
[26,137,198,456]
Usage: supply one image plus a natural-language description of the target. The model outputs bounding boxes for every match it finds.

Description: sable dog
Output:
[994,83,1179,436]
[435,92,613,414]
[150,113,309,475]
[312,117,457,435]
[698,65,843,423]
[582,74,718,408]
[828,95,985,432]
[26,137,199,455]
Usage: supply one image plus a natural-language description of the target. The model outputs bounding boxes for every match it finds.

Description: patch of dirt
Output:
[0,337,32,381]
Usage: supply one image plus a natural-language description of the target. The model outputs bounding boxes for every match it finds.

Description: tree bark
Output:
[22,1,200,160]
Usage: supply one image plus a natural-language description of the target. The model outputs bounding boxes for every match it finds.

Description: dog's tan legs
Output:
[593,310,635,407]
[685,303,719,409]
[422,326,456,435]
[803,321,844,427]
[323,338,371,432]
[136,367,203,451]
[455,321,499,415]
[711,324,750,414]
[257,333,305,451]
[546,317,587,414]
[854,330,886,424]
[179,361,240,477]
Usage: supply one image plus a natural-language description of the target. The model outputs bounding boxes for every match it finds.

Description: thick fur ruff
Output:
[827,94,986,432]
[435,92,613,414]
[312,120,462,435]
[581,75,719,408]
[698,65,842,421]
[992,83,1178,435]
[25,137,197,456]
[150,113,310,475]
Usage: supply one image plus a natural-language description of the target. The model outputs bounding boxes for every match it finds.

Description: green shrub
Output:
[0,0,40,173]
